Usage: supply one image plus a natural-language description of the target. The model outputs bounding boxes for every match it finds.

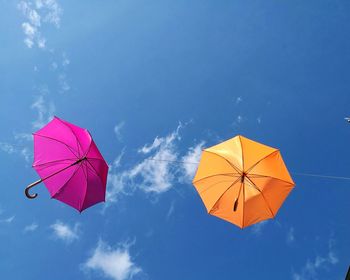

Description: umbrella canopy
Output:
[25,116,108,212]
[192,135,294,228]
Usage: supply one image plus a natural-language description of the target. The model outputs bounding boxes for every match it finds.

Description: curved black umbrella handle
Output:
[25,179,42,199]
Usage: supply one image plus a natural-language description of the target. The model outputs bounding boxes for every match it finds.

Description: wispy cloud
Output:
[0,142,16,154]
[232,115,244,127]
[24,222,39,233]
[0,141,31,162]
[31,94,55,129]
[181,141,204,183]
[0,215,15,224]
[50,220,79,243]
[114,122,125,142]
[58,73,70,93]
[292,238,338,280]
[235,96,243,104]
[0,93,53,162]
[106,170,131,205]
[287,227,295,244]
[250,220,268,236]
[17,0,62,49]
[166,201,175,220]
[106,124,206,206]
[83,240,142,280]
[62,52,70,66]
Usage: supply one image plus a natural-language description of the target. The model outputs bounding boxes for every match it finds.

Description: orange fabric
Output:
[193,135,295,229]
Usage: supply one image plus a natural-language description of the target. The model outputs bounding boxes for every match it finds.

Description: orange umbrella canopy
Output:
[193,135,295,229]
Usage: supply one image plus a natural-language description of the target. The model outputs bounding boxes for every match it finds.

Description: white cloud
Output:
[129,124,182,193]
[257,117,262,124]
[24,222,38,232]
[31,94,55,129]
[181,141,204,182]
[50,220,79,243]
[292,238,338,280]
[106,126,182,204]
[114,122,125,142]
[106,123,205,206]
[106,170,131,204]
[35,0,62,28]
[84,240,142,280]
[18,0,62,49]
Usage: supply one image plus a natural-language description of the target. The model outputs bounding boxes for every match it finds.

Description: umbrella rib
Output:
[238,136,246,227]
[56,117,84,156]
[204,150,242,175]
[34,133,79,158]
[199,179,241,194]
[85,159,104,187]
[245,150,279,174]
[245,177,275,218]
[193,173,241,184]
[209,176,242,213]
[80,162,89,212]
[51,164,81,198]
[242,181,245,228]
[83,131,94,158]
[248,174,294,186]
[86,157,108,166]
[33,158,76,168]
[238,135,245,171]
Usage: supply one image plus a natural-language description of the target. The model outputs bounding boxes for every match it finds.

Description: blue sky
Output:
[1,0,350,279]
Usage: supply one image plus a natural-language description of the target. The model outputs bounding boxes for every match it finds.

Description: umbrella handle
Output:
[25,179,42,199]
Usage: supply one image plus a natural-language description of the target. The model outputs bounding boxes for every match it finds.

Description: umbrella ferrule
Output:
[73,156,87,165]
[241,173,246,183]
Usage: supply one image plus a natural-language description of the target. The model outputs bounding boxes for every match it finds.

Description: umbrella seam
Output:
[245,150,279,174]
[245,176,275,217]
[55,117,84,157]
[242,182,245,228]
[204,150,242,175]
[80,162,89,212]
[248,174,295,186]
[238,136,245,227]
[51,164,81,198]
[85,159,105,187]
[199,179,240,195]
[238,135,245,172]
[208,176,242,214]
[33,158,76,168]
[193,173,240,184]
[34,133,79,158]
[83,131,94,158]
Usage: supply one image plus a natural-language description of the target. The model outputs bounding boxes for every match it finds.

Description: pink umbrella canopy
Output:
[25,116,108,212]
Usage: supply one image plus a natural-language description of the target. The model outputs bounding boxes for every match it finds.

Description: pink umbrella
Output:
[25,116,109,212]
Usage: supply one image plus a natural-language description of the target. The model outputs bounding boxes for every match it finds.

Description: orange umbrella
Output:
[192,135,295,228]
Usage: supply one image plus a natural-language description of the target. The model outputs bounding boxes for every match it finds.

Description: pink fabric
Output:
[33,116,108,212]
